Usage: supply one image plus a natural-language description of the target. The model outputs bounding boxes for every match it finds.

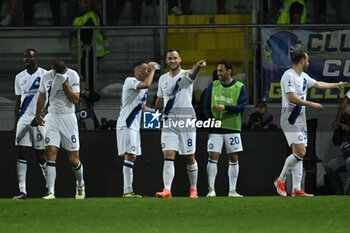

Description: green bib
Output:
[211,80,244,131]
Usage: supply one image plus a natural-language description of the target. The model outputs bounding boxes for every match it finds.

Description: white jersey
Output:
[157,69,196,122]
[280,68,316,131]
[117,77,148,131]
[346,89,350,99]
[39,68,80,114]
[15,67,47,120]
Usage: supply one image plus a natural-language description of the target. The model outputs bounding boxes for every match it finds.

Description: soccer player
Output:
[155,49,206,198]
[13,49,47,199]
[36,60,85,200]
[116,61,157,198]
[203,60,247,197]
[274,50,345,196]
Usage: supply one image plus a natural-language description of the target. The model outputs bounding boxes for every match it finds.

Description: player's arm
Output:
[14,95,21,132]
[332,96,349,129]
[35,91,47,126]
[287,92,323,111]
[62,79,80,104]
[155,97,164,112]
[313,81,346,90]
[136,62,157,89]
[188,60,206,80]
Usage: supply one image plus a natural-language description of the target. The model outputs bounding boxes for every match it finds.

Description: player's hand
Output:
[336,81,346,90]
[311,102,323,111]
[197,60,206,67]
[332,119,340,129]
[35,115,45,126]
[213,105,225,112]
[62,79,69,88]
[30,117,39,127]
[148,62,158,71]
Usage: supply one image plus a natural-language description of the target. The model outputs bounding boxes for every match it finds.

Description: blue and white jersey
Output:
[39,69,80,114]
[117,77,148,131]
[157,69,196,122]
[280,68,316,131]
[15,67,47,120]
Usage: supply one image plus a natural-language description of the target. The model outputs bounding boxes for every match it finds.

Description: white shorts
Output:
[15,116,45,150]
[161,130,196,155]
[283,131,308,147]
[44,113,80,151]
[207,133,243,154]
[116,127,141,156]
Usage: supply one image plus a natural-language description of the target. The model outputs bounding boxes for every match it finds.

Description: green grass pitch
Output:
[1,196,349,233]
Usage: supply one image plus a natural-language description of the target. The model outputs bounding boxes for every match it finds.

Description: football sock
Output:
[186,162,198,189]
[123,160,134,194]
[17,159,27,194]
[292,159,303,191]
[39,162,48,188]
[228,161,239,191]
[207,159,218,190]
[72,161,84,187]
[46,161,56,194]
[163,159,175,190]
[278,153,302,183]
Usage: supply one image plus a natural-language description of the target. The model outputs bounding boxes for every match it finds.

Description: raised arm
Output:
[62,78,80,104]
[35,92,47,126]
[137,62,157,89]
[188,60,206,80]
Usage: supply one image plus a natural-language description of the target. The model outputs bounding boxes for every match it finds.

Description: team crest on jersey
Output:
[298,135,303,141]
[48,81,52,86]
[22,80,27,85]
[164,81,169,89]
[208,143,214,149]
[45,137,50,143]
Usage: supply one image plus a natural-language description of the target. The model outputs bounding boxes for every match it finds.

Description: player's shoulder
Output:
[15,70,27,80]
[67,68,79,77]
[37,67,47,74]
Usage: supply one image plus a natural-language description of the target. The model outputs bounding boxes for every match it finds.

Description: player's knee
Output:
[185,155,196,165]
[125,154,137,163]
[208,152,220,161]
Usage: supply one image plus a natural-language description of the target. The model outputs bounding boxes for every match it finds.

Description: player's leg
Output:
[67,150,85,199]
[180,131,198,198]
[33,125,47,190]
[207,134,224,197]
[43,145,58,199]
[224,133,243,197]
[13,146,30,199]
[122,153,142,197]
[155,131,178,198]
[274,131,306,196]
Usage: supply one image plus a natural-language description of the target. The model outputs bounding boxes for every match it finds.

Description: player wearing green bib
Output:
[203,60,247,197]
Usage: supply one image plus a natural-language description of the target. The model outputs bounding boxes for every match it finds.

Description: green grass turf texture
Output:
[1,196,349,233]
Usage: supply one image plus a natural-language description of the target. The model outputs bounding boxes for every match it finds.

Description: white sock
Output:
[186,162,198,189]
[207,159,218,190]
[46,161,56,194]
[292,160,303,192]
[163,159,175,190]
[39,162,48,188]
[123,160,134,194]
[17,159,27,194]
[278,153,302,183]
[228,161,239,191]
[72,161,84,187]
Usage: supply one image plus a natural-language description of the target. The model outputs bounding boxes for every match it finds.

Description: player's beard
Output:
[169,63,180,71]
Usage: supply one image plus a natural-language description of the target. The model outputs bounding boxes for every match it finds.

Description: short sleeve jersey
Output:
[39,69,80,114]
[280,68,316,130]
[116,77,148,131]
[15,67,47,120]
[157,69,196,120]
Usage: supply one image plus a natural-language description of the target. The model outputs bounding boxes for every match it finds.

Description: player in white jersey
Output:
[13,49,47,199]
[155,49,206,198]
[36,60,85,200]
[274,50,345,197]
[116,61,157,198]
